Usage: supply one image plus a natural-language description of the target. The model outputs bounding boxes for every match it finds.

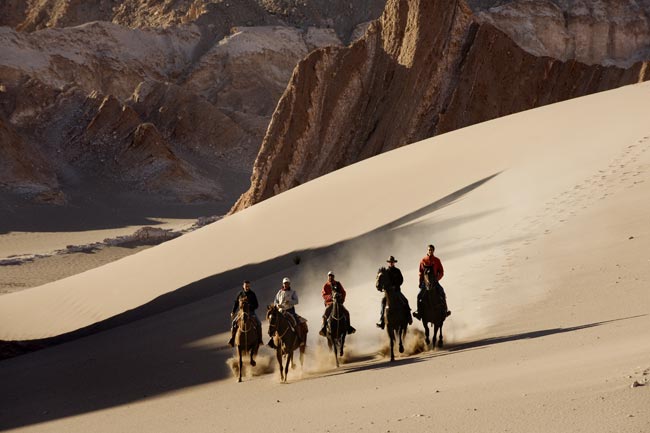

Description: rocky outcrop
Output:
[475,0,650,67]
[3,0,387,43]
[0,116,62,204]
[0,18,355,205]
[231,0,649,212]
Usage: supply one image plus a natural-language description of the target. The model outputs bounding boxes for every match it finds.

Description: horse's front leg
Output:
[284,351,292,383]
[436,322,444,348]
[389,331,395,362]
[424,320,431,346]
[398,328,405,354]
[238,347,243,383]
[276,346,284,381]
[340,334,345,357]
[250,346,257,367]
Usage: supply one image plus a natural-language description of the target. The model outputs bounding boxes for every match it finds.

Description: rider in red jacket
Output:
[319,271,356,336]
[413,244,451,319]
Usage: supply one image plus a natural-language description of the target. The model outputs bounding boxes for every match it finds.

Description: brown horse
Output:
[376,267,410,362]
[418,267,448,349]
[325,292,348,367]
[235,299,261,382]
[266,305,305,382]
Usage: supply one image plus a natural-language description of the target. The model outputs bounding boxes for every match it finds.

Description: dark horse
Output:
[418,267,448,349]
[235,298,261,382]
[325,292,348,367]
[266,305,305,382]
[376,267,410,361]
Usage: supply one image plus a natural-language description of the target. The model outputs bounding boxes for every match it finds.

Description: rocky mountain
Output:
[472,0,650,67]
[231,0,649,212]
[2,0,650,214]
[0,2,386,209]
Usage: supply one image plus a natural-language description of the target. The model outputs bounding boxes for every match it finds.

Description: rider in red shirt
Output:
[413,244,451,319]
[319,271,356,336]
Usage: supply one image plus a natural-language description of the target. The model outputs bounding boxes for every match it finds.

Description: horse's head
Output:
[375,266,388,291]
[423,266,435,290]
[266,304,277,320]
[266,304,279,334]
[239,297,250,314]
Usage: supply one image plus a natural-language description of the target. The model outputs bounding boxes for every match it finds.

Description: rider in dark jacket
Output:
[376,256,412,329]
[228,280,262,347]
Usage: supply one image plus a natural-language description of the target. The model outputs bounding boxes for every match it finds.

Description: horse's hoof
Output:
[250,360,256,367]
[399,345,404,353]
[437,341,443,349]
[238,378,242,383]
[425,338,430,345]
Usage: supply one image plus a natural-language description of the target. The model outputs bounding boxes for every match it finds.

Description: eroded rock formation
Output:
[473,0,650,67]
[0,3,384,207]
[231,0,649,212]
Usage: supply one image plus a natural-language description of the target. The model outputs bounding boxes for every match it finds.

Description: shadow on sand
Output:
[1,173,505,430]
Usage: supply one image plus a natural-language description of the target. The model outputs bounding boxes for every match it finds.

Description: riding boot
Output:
[257,320,263,346]
[413,290,423,319]
[348,325,356,334]
[376,306,385,329]
[319,317,327,337]
[267,338,276,349]
[300,322,308,347]
[228,323,237,347]
[442,297,451,317]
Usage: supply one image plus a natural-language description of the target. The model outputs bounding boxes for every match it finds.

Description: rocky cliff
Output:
[231,0,649,212]
[474,0,650,67]
[0,2,385,208]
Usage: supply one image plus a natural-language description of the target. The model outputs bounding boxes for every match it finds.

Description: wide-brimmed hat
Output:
[386,255,398,263]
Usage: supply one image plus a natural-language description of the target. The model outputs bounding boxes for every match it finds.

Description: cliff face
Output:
[0,1,387,208]
[231,0,649,212]
[475,0,650,67]
[0,116,62,204]
[1,0,386,43]
[0,18,361,205]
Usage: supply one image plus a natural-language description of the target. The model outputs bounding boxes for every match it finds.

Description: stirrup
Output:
[376,322,384,329]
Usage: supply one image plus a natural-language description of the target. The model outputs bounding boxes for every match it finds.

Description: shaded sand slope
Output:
[0,82,649,432]
[1,82,649,342]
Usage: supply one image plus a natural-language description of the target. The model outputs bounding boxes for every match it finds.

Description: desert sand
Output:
[1,81,649,432]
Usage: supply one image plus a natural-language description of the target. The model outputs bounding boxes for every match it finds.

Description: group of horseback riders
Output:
[227,244,451,349]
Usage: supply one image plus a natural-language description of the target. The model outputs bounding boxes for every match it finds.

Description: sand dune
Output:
[1,82,649,432]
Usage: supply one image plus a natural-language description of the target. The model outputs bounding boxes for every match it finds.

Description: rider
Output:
[319,271,356,337]
[228,280,263,347]
[268,277,308,348]
[376,256,413,329]
[413,244,451,319]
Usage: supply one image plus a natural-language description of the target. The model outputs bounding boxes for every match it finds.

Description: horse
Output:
[376,267,410,361]
[418,266,448,349]
[325,292,348,367]
[266,304,305,382]
[234,299,261,382]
